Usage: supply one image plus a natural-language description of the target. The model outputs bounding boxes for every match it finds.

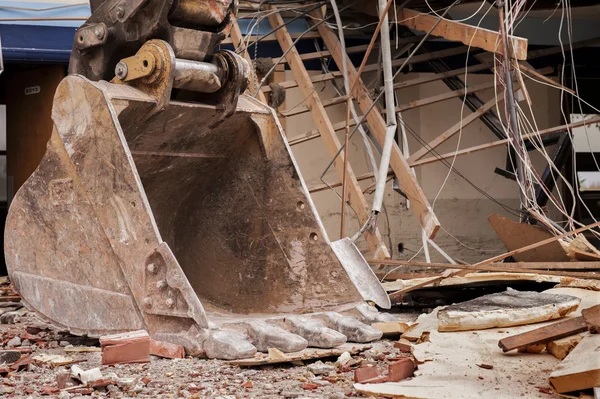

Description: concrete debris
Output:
[71,364,104,386]
[438,289,581,331]
[6,336,21,348]
[307,361,335,376]
[0,311,21,324]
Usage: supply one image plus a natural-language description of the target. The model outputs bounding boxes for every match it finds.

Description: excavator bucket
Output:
[5,71,392,359]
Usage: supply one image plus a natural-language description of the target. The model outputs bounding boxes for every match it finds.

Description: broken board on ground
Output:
[438,289,580,332]
[225,343,371,366]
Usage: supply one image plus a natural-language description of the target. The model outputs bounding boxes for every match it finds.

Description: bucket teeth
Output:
[269,316,347,349]
[203,329,257,360]
[311,312,383,343]
[225,320,309,353]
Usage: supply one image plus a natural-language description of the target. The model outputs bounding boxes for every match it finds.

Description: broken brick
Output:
[388,358,415,382]
[477,363,494,370]
[9,355,32,371]
[100,330,150,366]
[354,365,380,383]
[302,383,318,390]
[241,381,253,388]
[149,339,185,359]
[394,338,413,353]
[40,386,60,395]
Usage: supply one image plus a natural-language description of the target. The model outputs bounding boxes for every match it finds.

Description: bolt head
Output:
[146,262,157,274]
[143,297,152,309]
[165,298,175,308]
[116,6,125,18]
[156,280,168,290]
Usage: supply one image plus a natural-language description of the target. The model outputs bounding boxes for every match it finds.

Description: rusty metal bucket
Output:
[4,75,391,359]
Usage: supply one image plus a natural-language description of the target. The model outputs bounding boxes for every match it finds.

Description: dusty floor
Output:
[0,308,407,398]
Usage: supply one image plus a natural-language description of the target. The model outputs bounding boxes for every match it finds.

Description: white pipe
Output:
[372,0,398,214]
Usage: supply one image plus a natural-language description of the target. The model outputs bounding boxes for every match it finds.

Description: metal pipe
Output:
[372,0,398,215]
[173,59,224,93]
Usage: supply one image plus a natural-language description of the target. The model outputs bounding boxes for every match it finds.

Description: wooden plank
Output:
[372,260,600,272]
[226,343,370,366]
[367,259,600,280]
[518,61,575,95]
[388,63,491,91]
[582,305,600,333]
[488,213,571,262]
[287,119,358,146]
[549,334,600,393]
[396,8,528,60]
[267,8,389,258]
[411,116,600,167]
[313,12,441,239]
[309,169,393,194]
[230,17,267,103]
[261,46,470,94]
[393,81,496,113]
[280,95,348,118]
[408,96,499,163]
[498,316,588,352]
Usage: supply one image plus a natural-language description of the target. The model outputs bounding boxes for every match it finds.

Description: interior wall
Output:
[282,70,562,263]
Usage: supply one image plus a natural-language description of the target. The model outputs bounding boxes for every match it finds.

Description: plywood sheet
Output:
[488,214,570,262]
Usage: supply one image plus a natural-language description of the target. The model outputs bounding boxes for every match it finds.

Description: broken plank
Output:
[498,316,588,352]
[488,213,571,262]
[225,343,371,366]
[314,12,441,239]
[549,333,600,393]
[396,8,528,60]
[582,305,600,333]
[367,259,600,280]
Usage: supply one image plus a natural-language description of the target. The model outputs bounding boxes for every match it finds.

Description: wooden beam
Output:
[408,96,500,163]
[393,81,496,113]
[262,45,470,94]
[410,116,600,167]
[371,260,600,272]
[267,8,389,259]
[230,17,267,104]
[280,95,348,118]
[309,169,394,194]
[387,63,491,91]
[366,259,600,280]
[396,8,528,60]
[288,119,358,146]
[313,12,441,239]
[498,316,588,352]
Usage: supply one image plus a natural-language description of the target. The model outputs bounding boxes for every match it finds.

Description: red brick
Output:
[302,383,318,390]
[354,366,381,383]
[388,358,415,382]
[149,339,185,359]
[100,330,150,366]
[241,381,253,388]
[394,338,413,353]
